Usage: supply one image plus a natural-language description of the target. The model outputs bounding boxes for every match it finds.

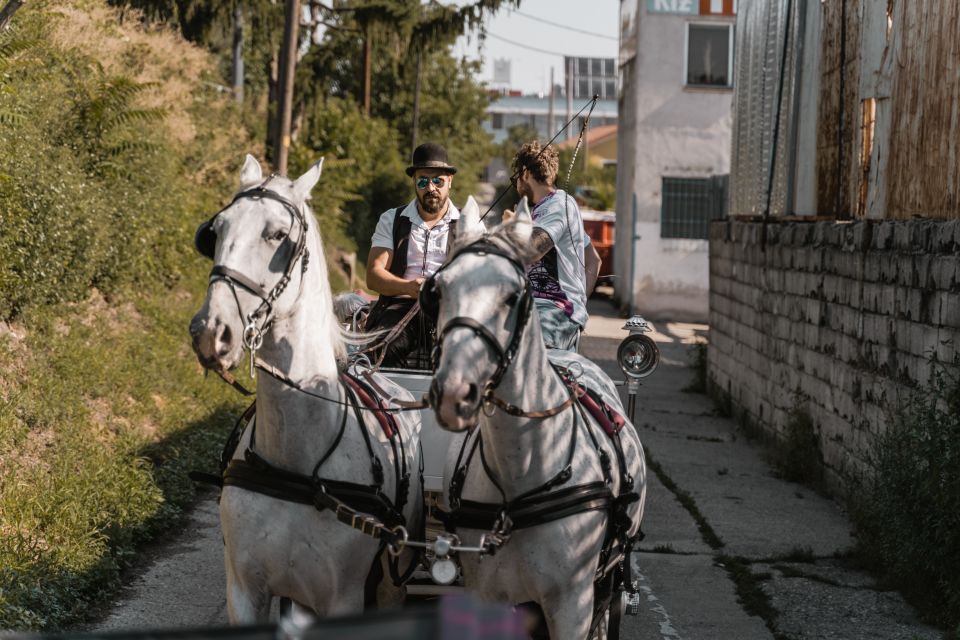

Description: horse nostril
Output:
[429,378,442,408]
[464,383,479,405]
[216,324,233,356]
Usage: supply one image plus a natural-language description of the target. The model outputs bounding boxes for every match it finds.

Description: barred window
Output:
[661,176,727,239]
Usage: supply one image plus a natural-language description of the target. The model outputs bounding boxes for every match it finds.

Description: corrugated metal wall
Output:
[885,1,960,219]
[729,0,803,217]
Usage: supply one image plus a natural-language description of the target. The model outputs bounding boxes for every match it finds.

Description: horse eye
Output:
[505,292,519,305]
[269,230,287,242]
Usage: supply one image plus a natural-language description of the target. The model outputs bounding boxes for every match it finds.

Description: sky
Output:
[446,0,621,96]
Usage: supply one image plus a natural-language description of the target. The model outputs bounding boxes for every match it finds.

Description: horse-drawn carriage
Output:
[189,157,660,639]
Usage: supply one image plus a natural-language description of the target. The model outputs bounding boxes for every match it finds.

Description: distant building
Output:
[492,58,511,87]
[564,56,618,100]
[614,0,736,321]
[483,94,618,146]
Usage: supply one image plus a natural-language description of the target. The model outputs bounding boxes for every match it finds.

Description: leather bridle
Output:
[424,239,577,419]
[205,180,310,361]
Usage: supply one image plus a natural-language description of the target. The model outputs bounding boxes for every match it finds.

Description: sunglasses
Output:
[415,175,448,190]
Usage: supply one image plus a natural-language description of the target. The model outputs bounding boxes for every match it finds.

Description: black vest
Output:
[386,205,459,278]
[367,206,459,324]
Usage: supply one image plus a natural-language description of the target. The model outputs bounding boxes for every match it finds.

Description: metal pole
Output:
[0,0,24,32]
[275,0,301,176]
[363,22,372,116]
[565,58,573,139]
[411,50,422,152]
[232,3,244,104]
[548,66,555,141]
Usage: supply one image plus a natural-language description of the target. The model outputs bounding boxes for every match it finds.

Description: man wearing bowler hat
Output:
[365,142,460,367]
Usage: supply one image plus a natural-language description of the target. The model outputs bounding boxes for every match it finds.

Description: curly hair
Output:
[511,141,559,186]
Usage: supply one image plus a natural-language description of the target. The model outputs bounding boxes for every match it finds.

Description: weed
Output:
[683,341,708,393]
[645,448,724,550]
[851,363,960,630]
[775,400,823,486]
[716,555,781,636]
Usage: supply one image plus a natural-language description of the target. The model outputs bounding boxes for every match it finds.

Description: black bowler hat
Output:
[405,142,457,177]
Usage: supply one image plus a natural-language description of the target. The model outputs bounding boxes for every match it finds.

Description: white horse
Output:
[189,155,422,622]
[427,199,646,640]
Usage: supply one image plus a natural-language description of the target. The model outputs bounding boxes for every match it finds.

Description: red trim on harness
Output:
[340,373,398,438]
[560,376,625,437]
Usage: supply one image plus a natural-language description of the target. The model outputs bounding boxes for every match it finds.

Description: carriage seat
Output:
[333,292,435,372]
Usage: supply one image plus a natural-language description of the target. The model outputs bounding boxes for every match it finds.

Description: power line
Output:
[509,9,618,41]
[483,32,569,57]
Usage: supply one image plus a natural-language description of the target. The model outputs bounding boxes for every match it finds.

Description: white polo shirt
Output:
[370,199,461,281]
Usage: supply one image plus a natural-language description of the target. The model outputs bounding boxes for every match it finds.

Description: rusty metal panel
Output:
[815,0,861,218]
[886,1,960,220]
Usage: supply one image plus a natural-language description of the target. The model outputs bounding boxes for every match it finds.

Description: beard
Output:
[516,179,531,202]
[418,191,444,214]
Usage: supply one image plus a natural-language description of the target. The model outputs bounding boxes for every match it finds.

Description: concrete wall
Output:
[615,2,734,322]
[708,219,960,491]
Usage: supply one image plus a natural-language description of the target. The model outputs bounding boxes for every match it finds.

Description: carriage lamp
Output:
[618,316,661,422]
[429,535,459,585]
[617,317,660,379]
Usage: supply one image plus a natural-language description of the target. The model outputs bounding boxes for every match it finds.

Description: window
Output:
[491,113,503,130]
[685,24,732,87]
[661,176,727,239]
[604,79,616,98]
[591,58,602,75]
[578,78,589,98]
[604,58,615,75]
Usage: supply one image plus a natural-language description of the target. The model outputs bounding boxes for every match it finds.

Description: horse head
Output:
[427,196,539,431]
[189,155,324,374]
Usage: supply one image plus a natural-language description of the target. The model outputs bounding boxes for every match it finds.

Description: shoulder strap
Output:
[389,206,411,278]
[446,218,458,258]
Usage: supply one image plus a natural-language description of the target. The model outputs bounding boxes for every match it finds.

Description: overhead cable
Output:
[509,9,617,41]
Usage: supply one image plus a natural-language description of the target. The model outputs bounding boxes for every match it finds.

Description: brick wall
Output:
[708,219,960,490]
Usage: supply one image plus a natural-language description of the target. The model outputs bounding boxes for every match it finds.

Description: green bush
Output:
[0,2,251,629]
[853,363,960,630]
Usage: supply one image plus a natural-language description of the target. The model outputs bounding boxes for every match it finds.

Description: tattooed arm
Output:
[530,228,555,261]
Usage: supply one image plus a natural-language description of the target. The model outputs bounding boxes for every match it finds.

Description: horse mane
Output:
[451,219,541,266]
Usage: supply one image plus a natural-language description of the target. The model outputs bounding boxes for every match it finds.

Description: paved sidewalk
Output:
[584,297,941,640]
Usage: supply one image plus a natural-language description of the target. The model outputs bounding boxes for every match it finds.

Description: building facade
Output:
[483,94,618,146]
[615,0,737,321]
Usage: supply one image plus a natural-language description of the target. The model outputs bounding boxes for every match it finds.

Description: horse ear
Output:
[458,195,484,235]
[515,195,532,222]
[293,157,324,201]
[510,212,533,246]
[239,154,262,188]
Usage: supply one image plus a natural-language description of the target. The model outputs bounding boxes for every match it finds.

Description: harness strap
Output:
[341,372,399,438]
[437,481,612,531]
[210,264,271,301]
[222,455,402,526]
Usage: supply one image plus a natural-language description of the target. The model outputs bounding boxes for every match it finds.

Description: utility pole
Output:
[0,0,24,31]
[275,0,301,175]
[565,57,573,140]
[547,66,555,140]
[362,22,372,116]
[232,3,244,104]
[411,50,423,152]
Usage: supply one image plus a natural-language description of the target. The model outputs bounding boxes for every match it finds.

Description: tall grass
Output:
[0,1,254,629]
[852,363,960,632]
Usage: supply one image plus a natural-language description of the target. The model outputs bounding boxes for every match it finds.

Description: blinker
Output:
[194,217,217,260]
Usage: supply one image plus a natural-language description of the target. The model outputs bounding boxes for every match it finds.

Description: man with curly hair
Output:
[507,141,602,351]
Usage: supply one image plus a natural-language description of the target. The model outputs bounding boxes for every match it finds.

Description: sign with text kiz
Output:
[646,0,736,16]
